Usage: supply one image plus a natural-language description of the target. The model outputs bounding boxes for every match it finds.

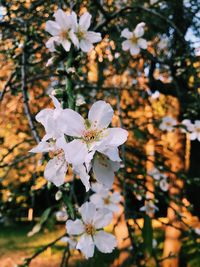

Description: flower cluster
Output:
[45,9,102,53]
[159,116,200,142]
[30,96,128,191]
[148,168,169,192]
[121,22,147,55]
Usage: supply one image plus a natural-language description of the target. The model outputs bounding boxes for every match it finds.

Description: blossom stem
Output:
[64,52,75,109]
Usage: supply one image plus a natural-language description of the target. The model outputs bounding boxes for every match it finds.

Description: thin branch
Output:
[17,234,66,267]
[21,40,40,144]
[0,154,34,168]
[0,70,15,101]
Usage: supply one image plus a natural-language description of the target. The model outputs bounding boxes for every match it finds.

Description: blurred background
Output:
[0,0,200,266]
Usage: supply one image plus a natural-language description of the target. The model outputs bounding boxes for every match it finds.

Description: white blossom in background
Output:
[56,209,68,222]
[148,168,169,191]
[159,116,177,132]
[188,120,200,141]
[140,201,159,216]
[194,228,200,235]
[90,185,121,212]
[76,93,86,106]
[180,119,193,133]
[66,202,116,258]
[121,22,147,55]
[150,0,159,5]
[45,9,76,52]
[148,168,163,181]
[70,12,102,52]
[159,176,169,191]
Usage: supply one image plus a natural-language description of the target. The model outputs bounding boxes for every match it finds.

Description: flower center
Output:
[196,127,200,133]
[77,27,86,40]
[60,30,69,40]
[82,129,100,143]
[130,35,138,45]
[49,148,64,160]
[85,223,95,235]
[165,122,172,127]
[103,196,110,205]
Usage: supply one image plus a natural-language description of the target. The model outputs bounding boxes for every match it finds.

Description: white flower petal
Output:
[69,30,79,47]
[73,165,90,191]
[93,208,113,229]
[138,38,147,49]
[94,231,117,253]
[29,141,50,153]
[121,28,132,39]
[79,202,96,224]
[58,109,85,137]
[61,39,71,51]
[54,9,71,29]
[66,219,84,235]
[70,12,78,31]
[45,20,60,36]
[88,101,114,130]
[44,157,67,187]
[110,192,121,203]
[99,147,121,162]
[104,128,128,147]
[46,37,58,52]
[130,45,140,55]
[77,234,95,259]
[86,31,102,43]
[190,132,197,140]
[64,139,88,165]
[80,39,93,52]
[79,12,91,30]
[134,22,145,38]
[90,194,104,208]
[93,156,115,189]
[35,108,53,126]
[49,95,61,109]
[122,40,131,51]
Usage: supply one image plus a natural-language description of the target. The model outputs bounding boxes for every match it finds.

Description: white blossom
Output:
[159,177,169,191]
[58,100,128,188]
[56,209,68,222]
[159,116,177,132]
[45,9,77,52]
[188,120,200,141]
[180,119,193,133]
[66,202,117,259]
[90,186,121,212]
[194,228,200,235]
[121,22,147,55]
[140,201,159,216]
[70,12,102,52]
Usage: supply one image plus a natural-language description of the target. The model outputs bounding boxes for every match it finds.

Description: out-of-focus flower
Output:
[121,22,147,55]
[90,186,121,212]
[66,202,116,259]
[159,116,177,132]
[159,177,169,191]
[56,209,68,221]
[140,201,159,216]
[189,120,200,141]
[180,119,193,133]
[194,228,200,235]
[76,94,86,106]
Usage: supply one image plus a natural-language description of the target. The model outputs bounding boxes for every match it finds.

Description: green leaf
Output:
[142,214,153,256]
[62,194,75,220]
